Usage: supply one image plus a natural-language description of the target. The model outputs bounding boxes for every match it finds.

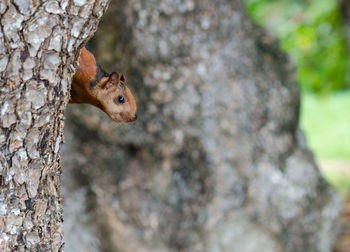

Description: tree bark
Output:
[0,0,110,251]
[62,0,342,252]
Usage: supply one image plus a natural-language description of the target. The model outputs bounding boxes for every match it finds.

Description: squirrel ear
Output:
[120,74,127,83]
[101,72,119,90]
[109,72,119,83]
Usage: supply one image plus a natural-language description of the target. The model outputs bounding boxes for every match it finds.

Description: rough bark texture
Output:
[63,0,341,251]
[0,0,110,251]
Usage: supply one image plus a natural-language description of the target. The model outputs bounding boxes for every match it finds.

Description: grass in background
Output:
[321,166,350,197]
[301,92,350,159]
[301,92,350,196]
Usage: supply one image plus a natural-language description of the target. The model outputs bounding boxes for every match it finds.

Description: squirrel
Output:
[70,46,137,123]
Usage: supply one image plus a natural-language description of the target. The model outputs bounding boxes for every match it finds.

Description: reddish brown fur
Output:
[70,47,137,123]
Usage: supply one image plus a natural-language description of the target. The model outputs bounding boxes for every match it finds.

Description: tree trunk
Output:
[341,0,350,53]
[63,0,341,251]
[0,1,110,251]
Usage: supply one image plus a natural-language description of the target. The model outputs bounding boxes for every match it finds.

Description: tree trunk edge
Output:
[0,1,110,251]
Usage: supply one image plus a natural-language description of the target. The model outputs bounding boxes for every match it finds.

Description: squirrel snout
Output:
[132,113,137,121]
[120,112,137,122]
[129,113,137,122]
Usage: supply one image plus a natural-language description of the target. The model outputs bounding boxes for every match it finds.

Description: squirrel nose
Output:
[120,112,137,122]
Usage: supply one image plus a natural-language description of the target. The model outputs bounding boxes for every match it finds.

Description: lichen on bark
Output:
[0,0,110,250]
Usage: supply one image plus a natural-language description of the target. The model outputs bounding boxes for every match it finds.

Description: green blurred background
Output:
[244,0,350,196]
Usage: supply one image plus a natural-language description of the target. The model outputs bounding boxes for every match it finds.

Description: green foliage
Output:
[245,0,350,93]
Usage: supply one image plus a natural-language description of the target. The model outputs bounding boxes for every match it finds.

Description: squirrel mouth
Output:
[120,112,137,122]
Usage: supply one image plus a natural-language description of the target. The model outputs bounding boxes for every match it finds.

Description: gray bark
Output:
[63,0,341,251]
[0,0,110,251]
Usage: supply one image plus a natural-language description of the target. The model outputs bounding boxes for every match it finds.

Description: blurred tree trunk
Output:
[341,0,350,53]
[0,1,110,251]
[63,0,341,251]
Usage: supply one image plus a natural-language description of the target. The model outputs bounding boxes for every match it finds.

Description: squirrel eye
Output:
[117,96,125,104]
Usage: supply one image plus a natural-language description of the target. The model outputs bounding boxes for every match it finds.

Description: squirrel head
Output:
[70,47,137,123]
[96,72,137,123]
